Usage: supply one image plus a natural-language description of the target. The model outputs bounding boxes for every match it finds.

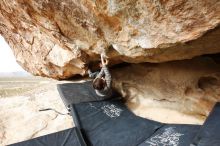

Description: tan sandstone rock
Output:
[0,0,220,79]
[112,57,220,123]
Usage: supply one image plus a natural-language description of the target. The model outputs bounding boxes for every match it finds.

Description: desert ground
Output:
[0,76,204,146]
[0,76,73,146]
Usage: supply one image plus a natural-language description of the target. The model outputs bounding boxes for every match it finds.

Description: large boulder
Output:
[112,57,220,122]
[0,0,220,79]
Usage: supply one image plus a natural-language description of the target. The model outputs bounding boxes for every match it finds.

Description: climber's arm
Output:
[103,65,111,88]
[88,69,100,79]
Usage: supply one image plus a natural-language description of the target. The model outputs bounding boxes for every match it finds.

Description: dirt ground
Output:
[0,77,73,146]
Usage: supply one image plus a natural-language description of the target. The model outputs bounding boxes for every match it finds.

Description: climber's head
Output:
[93,77,106,90]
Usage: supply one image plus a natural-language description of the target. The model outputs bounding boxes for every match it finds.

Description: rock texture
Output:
[112,56,220,122]
[0,0,220,79]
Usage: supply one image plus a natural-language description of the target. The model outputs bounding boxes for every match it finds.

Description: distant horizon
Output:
[0,35,27,73]
[0,71,31,77]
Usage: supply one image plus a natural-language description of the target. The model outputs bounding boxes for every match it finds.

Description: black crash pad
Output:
[73,99,163,146]
[57,82,203,146]
[139,124,200,146]
[9,128,85,146]
[191,103,220,146]
[57,81,120,107]
[72,99,201,146]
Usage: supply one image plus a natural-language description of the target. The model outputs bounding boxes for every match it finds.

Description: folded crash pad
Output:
[191,103,220,146]
[139,124,200,146]
[9,128,86,146]
[72,99,163,146]
[57,81,203,146]
[57,81,120,107]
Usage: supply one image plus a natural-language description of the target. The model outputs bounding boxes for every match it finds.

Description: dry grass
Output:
[0,76,54,98]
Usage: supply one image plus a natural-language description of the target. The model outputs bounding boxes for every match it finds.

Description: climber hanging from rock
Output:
[87,53,112,98]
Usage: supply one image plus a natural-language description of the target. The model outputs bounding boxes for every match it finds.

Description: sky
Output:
[0,35,25,72]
